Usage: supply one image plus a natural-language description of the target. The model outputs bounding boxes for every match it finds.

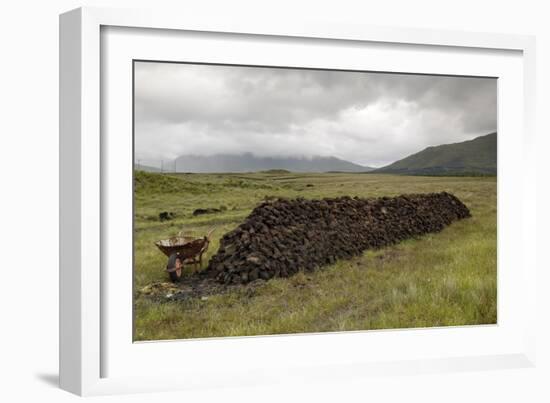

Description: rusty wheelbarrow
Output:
[155,228,215,282]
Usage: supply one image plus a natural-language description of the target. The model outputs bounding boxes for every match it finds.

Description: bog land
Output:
[133,171,497,341]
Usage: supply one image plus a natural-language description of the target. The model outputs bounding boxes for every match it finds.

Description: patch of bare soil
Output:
[138,274,266,302]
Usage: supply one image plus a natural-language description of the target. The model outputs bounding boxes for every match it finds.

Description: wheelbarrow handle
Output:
[206,226,216,240]
[175,227,215,239]
[178,229,192,237]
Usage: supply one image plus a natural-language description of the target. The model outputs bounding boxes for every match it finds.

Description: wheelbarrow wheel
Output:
[167,253,183,283]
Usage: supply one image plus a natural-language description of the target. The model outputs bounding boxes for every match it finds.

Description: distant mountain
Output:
[171,153,373,173]
[374,132,497,175]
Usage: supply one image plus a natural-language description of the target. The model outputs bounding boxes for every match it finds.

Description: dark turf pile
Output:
[205,192,470,284]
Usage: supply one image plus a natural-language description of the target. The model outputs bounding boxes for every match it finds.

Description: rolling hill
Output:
[134,164,161,173]
[171,153,373,173]
[374,132,497,176]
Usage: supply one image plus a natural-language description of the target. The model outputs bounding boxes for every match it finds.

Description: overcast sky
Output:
[134,61,496,168]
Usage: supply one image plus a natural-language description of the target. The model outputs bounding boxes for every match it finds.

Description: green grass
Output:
[133,171,496,341]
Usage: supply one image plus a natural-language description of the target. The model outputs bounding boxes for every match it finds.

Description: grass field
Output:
[133,171,497,341]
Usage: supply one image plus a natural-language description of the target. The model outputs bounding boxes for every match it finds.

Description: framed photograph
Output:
[60,7,537,396]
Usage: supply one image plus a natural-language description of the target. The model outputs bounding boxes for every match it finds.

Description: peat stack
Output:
[205,192,470,284]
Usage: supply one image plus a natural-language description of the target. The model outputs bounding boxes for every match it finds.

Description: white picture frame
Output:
[59,6,537,396]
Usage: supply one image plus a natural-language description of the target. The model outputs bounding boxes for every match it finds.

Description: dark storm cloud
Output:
[134,62,496,167]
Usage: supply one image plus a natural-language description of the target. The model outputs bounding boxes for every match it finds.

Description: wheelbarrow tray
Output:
[155,236,208,259]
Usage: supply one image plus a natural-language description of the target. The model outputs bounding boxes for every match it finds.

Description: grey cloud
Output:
[134,61,496,167]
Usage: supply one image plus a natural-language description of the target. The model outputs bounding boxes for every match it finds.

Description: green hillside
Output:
[375,132,496,176]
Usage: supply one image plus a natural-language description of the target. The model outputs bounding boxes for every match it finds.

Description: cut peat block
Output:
[205,192,470,284]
